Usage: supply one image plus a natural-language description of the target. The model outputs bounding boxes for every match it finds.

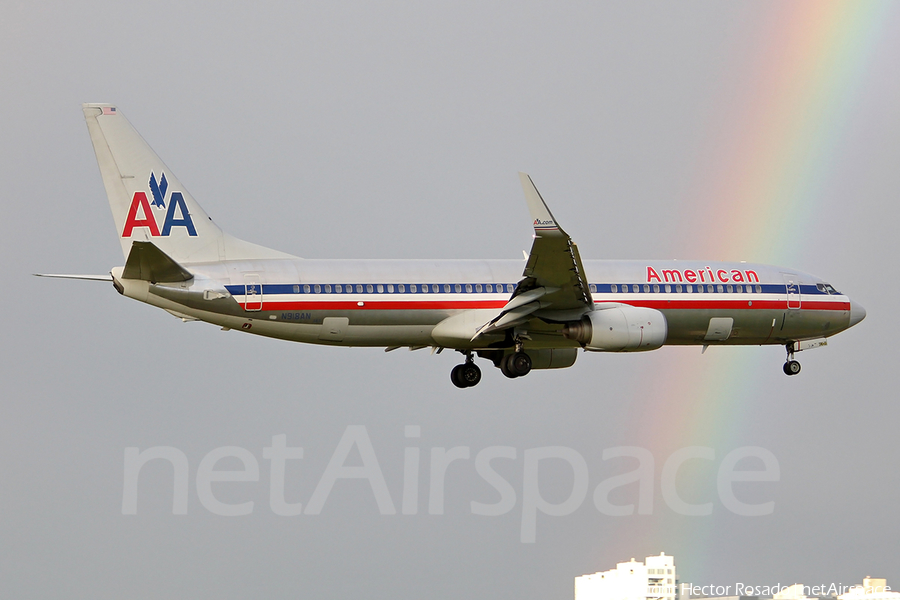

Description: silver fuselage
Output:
[112,257,861,350]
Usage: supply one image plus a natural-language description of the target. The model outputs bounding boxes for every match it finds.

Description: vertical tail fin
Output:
[83,104,296,263]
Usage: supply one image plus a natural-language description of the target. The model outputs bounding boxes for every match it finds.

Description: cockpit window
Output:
[818,283,840,295]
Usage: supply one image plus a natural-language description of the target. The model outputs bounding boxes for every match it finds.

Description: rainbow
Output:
[607,1,894,583]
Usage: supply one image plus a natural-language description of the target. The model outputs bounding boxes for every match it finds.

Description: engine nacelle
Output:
[563,306,667,352]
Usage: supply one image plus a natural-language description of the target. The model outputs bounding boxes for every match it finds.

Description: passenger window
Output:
[475,284,482,293]
[717,285,724,293]
[653,284,660,293]
[420,284,427,293]
[485,284,493,293]
[355,284,363,293]
[304,284,311,293]
[435,284,441,293]
[726,285,732,293]
[611,284,617,293]
[335,285,342,294]
[708,285,715,293]
[589,284,597,293]
[377,284,383,293]
[314,284,321,293]
[632,284,639,293]
[455,284,462,293]
[387,284,394,293]
[675,284,681,293]
[399,284,405,293]
[293,284,300,294]
[366,284,374,293]
[756,285,762,293]
[643,284,650,293]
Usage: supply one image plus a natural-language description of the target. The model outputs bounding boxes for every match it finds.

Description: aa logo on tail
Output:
[122,172,197,238]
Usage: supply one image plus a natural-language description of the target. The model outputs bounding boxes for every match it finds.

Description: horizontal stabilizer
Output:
[34,273,113,281]
[122,241,193,282]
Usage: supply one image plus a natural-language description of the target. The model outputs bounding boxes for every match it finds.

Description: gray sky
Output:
[2,2,899,599]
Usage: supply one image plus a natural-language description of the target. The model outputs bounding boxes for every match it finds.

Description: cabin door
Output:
[244,274,263,311]
[782,274,801,310]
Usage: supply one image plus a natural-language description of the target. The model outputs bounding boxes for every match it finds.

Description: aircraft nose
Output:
[849,300,866,327]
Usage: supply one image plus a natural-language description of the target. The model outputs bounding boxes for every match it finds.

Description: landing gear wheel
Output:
[451,362,482,388]
[451,364,467,388]
[460,363,482,387]
[783,360,801,376]
[510,351,532,377]
[500,354,518,379]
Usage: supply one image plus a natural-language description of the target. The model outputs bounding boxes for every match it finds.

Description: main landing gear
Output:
[500,351,532,379]
[783,343,801,376]
[451,354,482,388]
[449,348,534,387]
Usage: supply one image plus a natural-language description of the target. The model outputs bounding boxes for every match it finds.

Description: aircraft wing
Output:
[472,174,593,339]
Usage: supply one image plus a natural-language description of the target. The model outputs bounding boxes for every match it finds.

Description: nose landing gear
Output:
[783,343,801,376]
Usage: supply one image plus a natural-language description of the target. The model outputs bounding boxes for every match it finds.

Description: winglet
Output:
[519,172,565,236]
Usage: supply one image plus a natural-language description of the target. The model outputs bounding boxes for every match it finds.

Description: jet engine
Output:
[563,306,667,351]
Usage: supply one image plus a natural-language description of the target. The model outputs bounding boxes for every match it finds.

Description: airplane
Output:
[38,104,867,388]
